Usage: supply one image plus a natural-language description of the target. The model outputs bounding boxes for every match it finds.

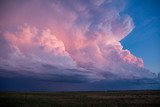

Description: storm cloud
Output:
[0,0,155,82]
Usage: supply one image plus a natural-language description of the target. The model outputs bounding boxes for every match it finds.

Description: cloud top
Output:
[0,0,155,82]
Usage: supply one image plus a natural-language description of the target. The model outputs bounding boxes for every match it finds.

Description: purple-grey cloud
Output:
[0,0,155,82]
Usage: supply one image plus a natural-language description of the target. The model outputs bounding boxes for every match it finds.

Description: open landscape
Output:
[0,90,160,107]
[0,0,160,107]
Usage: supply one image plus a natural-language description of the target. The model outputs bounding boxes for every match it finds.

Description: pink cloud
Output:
[1,24,76,72]
[0,0,155,81]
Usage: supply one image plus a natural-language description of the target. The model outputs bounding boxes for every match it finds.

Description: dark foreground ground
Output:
[0,90,160,107]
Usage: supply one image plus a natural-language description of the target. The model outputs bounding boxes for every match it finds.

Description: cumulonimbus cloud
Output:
[0,0,155,82]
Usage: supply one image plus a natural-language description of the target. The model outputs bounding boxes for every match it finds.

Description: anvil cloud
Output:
[0,0,155,82]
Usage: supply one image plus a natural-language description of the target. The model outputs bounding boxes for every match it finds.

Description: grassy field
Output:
[0,90,160,107]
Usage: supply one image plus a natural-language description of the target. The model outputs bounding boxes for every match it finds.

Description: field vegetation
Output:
[0,90,160,107]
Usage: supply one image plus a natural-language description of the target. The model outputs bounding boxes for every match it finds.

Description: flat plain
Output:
[0,90,160,107]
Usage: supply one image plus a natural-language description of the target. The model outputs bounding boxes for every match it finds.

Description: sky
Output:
[0,0,160,91]
[121,0,160,74]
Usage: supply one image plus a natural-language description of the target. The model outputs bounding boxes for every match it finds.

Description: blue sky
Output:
[121,0,160,74]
